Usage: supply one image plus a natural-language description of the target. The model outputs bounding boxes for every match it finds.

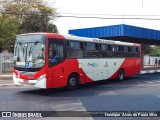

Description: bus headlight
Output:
[37,74,46,81]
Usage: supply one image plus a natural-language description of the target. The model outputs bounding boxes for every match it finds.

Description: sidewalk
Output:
[0,74,13,86]
[0,69,160,86]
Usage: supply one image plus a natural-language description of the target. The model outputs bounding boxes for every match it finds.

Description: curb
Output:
[0,84,14,87]
[0,75,12,77]
[140,69,160,74]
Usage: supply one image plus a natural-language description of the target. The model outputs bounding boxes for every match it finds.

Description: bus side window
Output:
[108,45,113,57]
[67,41,83,58]
[123,46,127,57]
[84,43,98,58]
[136,47,140,57]
[128,46,132,57]
[49,44,61,63]
[99,44,108,58]
[48,39,65,67]
[78,42,84,58]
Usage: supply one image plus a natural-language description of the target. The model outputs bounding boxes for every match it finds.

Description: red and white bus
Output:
[13,33,141,90]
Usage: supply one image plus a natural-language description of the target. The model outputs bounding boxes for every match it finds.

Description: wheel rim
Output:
[119,70,124,80]
[69,78,76,86]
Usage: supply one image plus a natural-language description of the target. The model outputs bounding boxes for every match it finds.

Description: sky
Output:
[52,0,160,35]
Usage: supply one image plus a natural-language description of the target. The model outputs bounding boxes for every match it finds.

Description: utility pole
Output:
[142,0,143,8]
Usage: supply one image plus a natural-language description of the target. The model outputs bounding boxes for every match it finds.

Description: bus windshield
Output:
[13,35,46,69]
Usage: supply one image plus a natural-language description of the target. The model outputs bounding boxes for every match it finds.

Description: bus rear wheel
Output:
[117,69,124,81]
[66,74,79,90]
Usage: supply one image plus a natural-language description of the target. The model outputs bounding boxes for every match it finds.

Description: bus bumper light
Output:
[37,74,46,81]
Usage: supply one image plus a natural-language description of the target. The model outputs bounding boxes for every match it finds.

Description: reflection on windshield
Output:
[14,42,46,68]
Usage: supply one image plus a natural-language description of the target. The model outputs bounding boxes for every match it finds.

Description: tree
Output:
[48,23,58,33]
[150,46,160,56]
[4,0,58,33]
[0,14,19,49]
[142,45,160,57]
[142,45,152,55]
[0,0,58,51]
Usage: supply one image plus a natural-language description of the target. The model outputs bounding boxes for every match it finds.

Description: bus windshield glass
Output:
[13,34,46,68]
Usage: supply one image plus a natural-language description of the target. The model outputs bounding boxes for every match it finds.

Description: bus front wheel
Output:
[117,69,124,81]
[66,74,79,90]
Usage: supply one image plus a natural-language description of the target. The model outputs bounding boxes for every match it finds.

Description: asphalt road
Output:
[1,73,160,120]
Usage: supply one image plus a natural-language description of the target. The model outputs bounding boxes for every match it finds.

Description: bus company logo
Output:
[88,63,98,67]
[2,112,11,117]
[104,62,109,67]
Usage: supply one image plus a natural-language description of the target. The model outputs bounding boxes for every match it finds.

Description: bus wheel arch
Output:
[117,68,125,81]
[66,72,80,90]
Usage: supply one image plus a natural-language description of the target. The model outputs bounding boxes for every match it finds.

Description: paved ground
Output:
[1,73,160,120]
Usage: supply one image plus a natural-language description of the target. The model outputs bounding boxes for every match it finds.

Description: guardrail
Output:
[0,53,13,74]
[2,62,13,74]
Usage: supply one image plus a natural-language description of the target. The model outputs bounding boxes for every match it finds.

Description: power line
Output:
[1,12,160,21]
[2,11,160,17]
[61,13,160,17]
[56,15,160,20]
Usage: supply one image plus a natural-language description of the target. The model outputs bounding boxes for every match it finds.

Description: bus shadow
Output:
[20,73,160,97]
[20,78,120,97]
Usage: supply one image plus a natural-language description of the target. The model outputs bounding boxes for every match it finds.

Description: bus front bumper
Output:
[13,73,46,89]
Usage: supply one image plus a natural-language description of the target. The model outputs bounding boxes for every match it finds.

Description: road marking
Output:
[146,81,155,84]
[53,102,86,111]
[98,91,119,96]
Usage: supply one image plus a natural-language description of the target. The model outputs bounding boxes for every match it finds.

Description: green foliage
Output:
[48,23,58,33]
[0,14,19,49]
[150,46,160,56]
[4,0,58,33]
[0,0,58,51]
[142,45,152,55]
[143,45,160,57]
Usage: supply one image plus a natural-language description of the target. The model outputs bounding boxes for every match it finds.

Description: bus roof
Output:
[18,33,140,46]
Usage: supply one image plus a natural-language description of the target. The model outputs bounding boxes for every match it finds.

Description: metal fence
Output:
[0,52,13,74]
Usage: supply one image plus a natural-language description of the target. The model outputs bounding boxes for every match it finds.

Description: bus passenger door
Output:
[47,39,66,88]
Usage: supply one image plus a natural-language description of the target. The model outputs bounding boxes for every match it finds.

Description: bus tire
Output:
[117,69,124,81]
[66,74,79,90]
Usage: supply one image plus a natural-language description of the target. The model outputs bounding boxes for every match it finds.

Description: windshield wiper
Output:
[18,42,22,45]
[29,41,39,56]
